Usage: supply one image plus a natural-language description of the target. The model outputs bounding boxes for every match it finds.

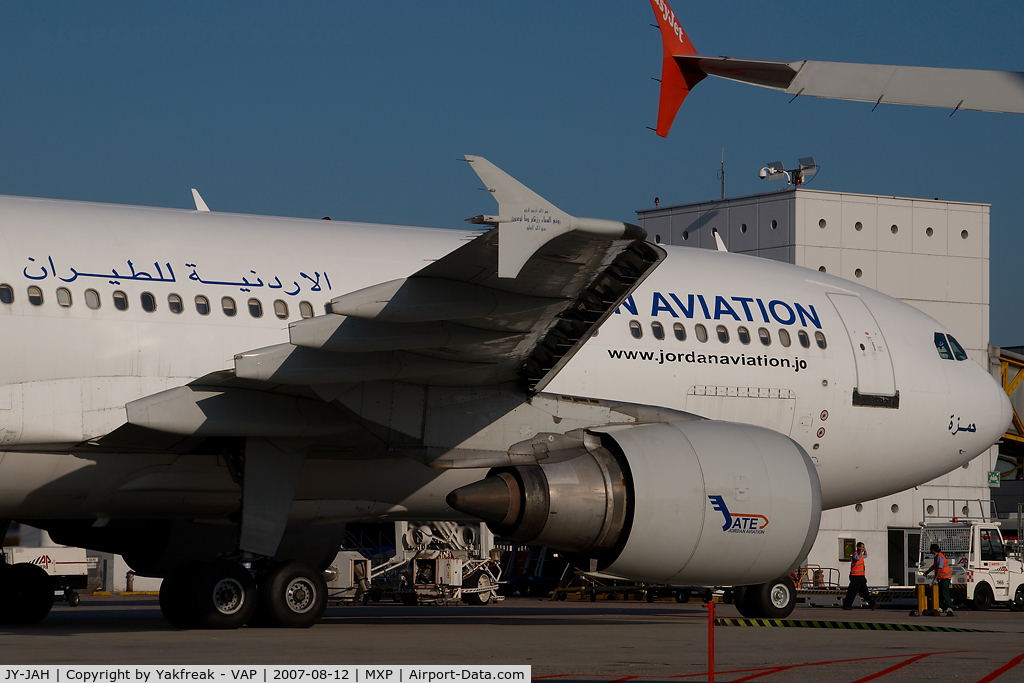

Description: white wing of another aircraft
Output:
[649,0,1024,136]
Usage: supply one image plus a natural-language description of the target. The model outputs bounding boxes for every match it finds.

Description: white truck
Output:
[2,546,89,606]
[914,500,1024,611]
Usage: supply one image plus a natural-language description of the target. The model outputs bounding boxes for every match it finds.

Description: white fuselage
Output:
[0,196,1010,521]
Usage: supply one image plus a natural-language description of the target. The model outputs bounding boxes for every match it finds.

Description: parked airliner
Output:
[0,153,1010,628]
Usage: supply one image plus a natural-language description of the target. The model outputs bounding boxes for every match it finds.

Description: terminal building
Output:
[637,187,1010,588]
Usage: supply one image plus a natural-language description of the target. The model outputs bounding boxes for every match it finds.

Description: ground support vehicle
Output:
[913,500,1024,611]
[2,546,88,607]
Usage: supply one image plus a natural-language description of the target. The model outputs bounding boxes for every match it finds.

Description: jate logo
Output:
[708,495,769,534]
[31,555,52,570]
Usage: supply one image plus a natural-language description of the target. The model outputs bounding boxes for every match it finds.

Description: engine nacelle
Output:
[447,421,821,586]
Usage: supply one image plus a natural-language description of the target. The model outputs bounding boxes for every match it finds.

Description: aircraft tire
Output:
[160,563,201,629]
[0,563,54,625]
[745,576,796,619]
[189,561,258,629]
[733,586,758,618]
[256,561,327,628]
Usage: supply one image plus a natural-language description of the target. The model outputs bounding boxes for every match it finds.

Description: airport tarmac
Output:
[1,596,1022,682]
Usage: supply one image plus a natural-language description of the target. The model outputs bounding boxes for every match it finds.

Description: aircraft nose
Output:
[975,364,1012,447]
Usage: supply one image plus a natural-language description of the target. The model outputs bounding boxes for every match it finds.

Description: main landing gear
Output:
[159,560,327,629]
[733,576,797,619]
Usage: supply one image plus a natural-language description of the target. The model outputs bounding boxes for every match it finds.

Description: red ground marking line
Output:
[847,654,933,683]
[729,666,796,682]
[606,678,638,683]
[975,652,1024,683]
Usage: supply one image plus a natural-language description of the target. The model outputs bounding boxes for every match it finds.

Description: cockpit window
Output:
[947,335,969,361]
[934,332,954,360]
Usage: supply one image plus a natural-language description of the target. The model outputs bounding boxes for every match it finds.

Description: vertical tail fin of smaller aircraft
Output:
[650,0,706,137]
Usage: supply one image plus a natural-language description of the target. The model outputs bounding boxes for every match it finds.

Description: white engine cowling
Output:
[447,420,821,586]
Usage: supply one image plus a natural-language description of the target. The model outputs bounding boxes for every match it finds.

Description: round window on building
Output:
[926,227,934,237]
[741,223,747,233]
[778,329,791,347]
[818,266,826,273]
[891,504,899,514]
[673,322,686,341]
[855,268,863,278]
[682,231,689,241]
[961,230,969,239]
[56,287,72,307]
[695,324,708,343]
[891,224,899,234]
[195,295,210,316]
[84,289,100,310]
[818,219,826,229]
[771,220,778,230]
[651,321,664,340]
[855,503,863,512]
[655,234,661,244]
[855,221,863,231]
[113,290,128,311]
[274,300,289,319]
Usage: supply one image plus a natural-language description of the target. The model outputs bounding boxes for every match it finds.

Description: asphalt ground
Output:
[1,596,1023,682]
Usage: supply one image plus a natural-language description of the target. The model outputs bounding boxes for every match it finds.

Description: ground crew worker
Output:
[924,543,954,615]
[843,542,877,610]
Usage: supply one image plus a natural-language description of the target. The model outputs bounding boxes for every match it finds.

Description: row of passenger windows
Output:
[0,284,316,320]
[628,320,827,349]
[934,332,969,361]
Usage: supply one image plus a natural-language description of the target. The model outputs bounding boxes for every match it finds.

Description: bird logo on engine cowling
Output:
[708,495,769,534]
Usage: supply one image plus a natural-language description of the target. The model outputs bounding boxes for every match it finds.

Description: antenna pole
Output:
[717,148,725,200]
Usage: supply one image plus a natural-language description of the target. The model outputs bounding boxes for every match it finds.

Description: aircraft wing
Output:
[118,156,664,447]
[649,0,1024,137]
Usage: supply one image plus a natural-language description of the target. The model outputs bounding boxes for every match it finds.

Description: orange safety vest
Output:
[935,552,952,580]
[850,552,866,577]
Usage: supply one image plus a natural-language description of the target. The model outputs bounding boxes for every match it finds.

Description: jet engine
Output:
[447,421,821,586]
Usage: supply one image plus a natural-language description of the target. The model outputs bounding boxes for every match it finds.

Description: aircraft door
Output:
[827,293,897,401]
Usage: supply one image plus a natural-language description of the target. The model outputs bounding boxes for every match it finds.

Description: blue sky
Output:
[1,2,1022,341]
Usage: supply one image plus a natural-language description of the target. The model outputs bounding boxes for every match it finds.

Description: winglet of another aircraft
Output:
[649,0,705,137]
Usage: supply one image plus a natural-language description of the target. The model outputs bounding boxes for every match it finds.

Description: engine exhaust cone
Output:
[446,474,519,527]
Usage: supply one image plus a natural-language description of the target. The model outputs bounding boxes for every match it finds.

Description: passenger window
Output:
[651,321,664,340]
[56,287,72,308]
[737,326,751,345]
[758,328,771,346]
[815,331,827,349]
[113,290,128,311]
[695,324,708,343]
[716,325,729,343]
[798,330,810,348]
[222,297,237,317]
[934,332,953,360]
[673,322,686,341]
[629,320,643,339]
[248,298,263,318]
[141,292,157,312]
[27,286,43,306]
[168,294,183,314]
[0,284,14,304]
[947,335,968,361]
[85,289,101,310]
[195,295,210,316]
[778,329,791,347]
[274,300,289,320]
[299,301,314,319]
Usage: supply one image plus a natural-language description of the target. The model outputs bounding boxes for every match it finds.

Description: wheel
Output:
[747,576,796,619]
[0,563,54,625]
[645,590,655,603]
[462,571,493,606]
[66,590,81,608]
[189,561,257,629]
[1009,586,1024,612]
[971,583,993,611]
[675,589,691,604]
[722,588,735,605]
[255,562,328,628]
[400,591,418,606]
[160,563,200,629]
[733,586,758,618]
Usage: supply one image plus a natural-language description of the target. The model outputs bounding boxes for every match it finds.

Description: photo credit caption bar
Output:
[2,667,530,683]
